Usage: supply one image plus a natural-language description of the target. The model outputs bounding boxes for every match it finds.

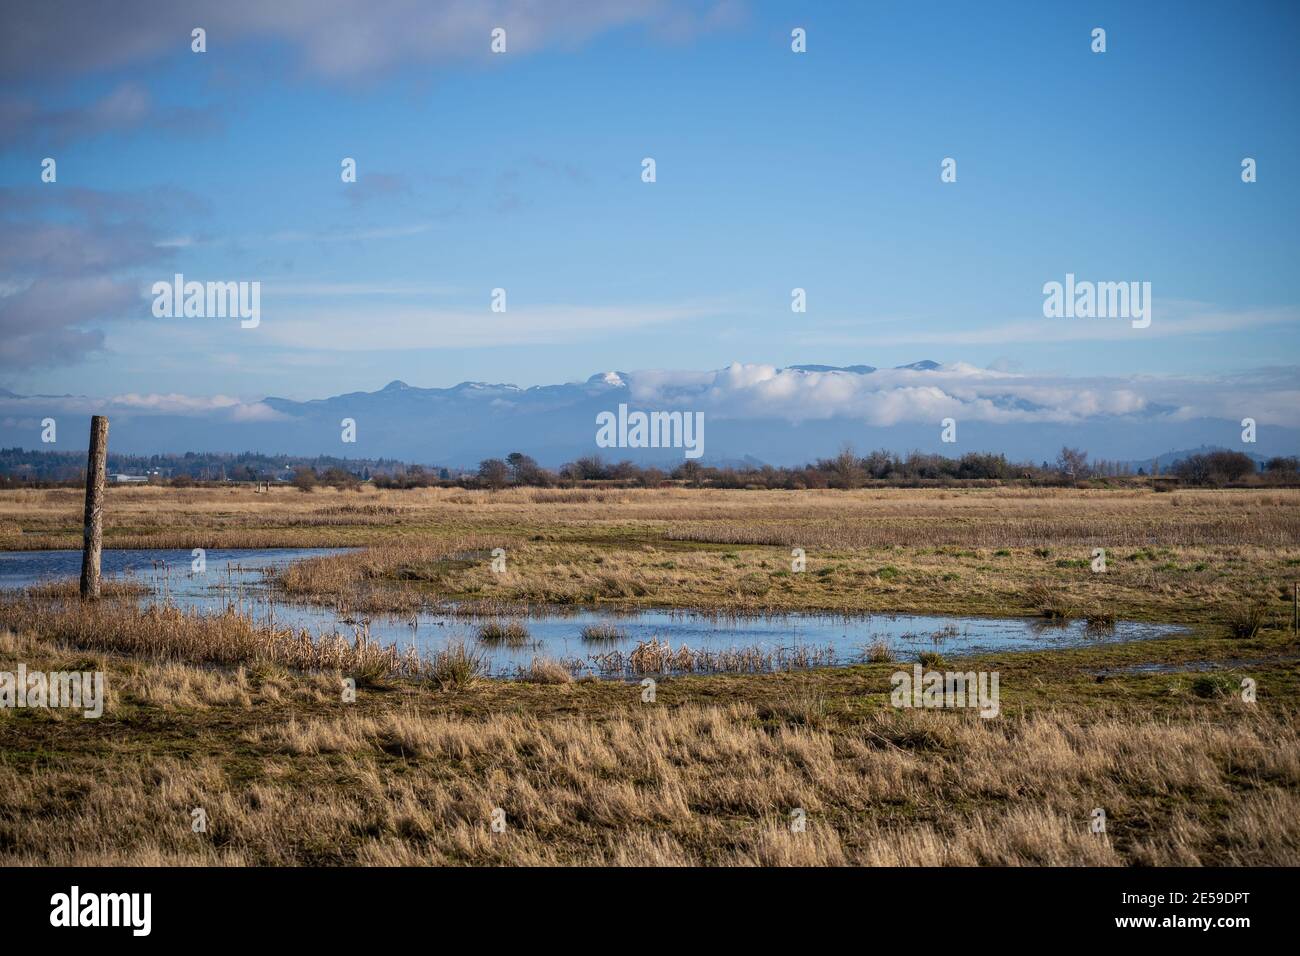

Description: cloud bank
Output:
[3,362,1294,431]
[622,362,1300,428]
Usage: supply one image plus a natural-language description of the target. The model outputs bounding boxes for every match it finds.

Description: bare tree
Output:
[477,458,510,490]
[1056,446,1089,479]
[831,444,863,489]
[292,466,317,492]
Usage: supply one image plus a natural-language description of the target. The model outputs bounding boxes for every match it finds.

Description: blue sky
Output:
[1,0,1298,410]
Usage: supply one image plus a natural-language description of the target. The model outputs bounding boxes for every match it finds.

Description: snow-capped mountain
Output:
[1,361,1295,467]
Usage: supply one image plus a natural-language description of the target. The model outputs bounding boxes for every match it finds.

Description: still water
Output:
[0,548,1188,678]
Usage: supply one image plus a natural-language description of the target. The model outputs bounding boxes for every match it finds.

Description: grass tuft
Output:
[424,639,485,689]
[1026,581,1075,619]
[476,620,532,646]
[864,640,894,663]
[518,657,572,684]
[580,623,627,642]
[1226,597,1271,639]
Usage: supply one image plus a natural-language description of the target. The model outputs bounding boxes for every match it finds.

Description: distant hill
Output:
[2,361,1296,468]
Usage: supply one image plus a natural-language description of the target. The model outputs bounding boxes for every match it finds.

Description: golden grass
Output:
[864,639,894,663]
[0,635,1295,865]
[660,487,1300,550]
[517,657,573,684]
[4,484,1296,623]
[21,578,150,600]
[2,484,1297,866]
[425,639,486,689]
[580,623,627,642]
[600,639,838,676]
[4,485,1296,551]
[0,596,423,678]
[475,620,532,646]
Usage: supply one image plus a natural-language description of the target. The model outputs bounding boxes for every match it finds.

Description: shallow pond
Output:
[0,548,1189,678]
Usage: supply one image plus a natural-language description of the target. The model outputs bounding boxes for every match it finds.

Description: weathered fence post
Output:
[79,415,109,600]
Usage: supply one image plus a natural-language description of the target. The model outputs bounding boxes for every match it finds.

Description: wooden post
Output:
[79,415,109,600]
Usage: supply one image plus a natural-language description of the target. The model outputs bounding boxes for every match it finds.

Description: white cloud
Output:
[3,362,1295,432]
[622,362,1300,427]
[0,392,287,422]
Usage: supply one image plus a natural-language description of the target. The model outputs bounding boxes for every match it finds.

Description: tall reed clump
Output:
[1084,609,1117,631]
[580,623,626,642]
[273,536,508,612]
[423,638,486,689]
[1226,597,1271,639]
[518,657,572,684]
[864,639,894,663]
[1025,581,1075,619]
[21,579,150,600]
[476,620,531,646]
[0,596,422,677]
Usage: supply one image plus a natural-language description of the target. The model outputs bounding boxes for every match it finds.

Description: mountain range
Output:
[1,361,1295,468]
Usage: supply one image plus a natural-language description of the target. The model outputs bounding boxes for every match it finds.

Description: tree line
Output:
[5,444,1294,491]
[379,446,1296,491]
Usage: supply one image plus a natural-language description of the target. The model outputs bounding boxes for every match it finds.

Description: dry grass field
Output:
[1,484,1298,865]
[3,484,1298,622]
[1,625,1297,865]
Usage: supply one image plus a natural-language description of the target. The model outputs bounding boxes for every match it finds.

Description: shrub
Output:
[1226,598,1270,639]
[1174,450,1256,485]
